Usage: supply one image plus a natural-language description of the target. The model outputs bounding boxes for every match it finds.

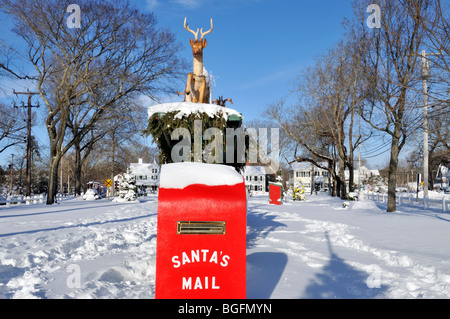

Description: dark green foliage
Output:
[143,111,247,172]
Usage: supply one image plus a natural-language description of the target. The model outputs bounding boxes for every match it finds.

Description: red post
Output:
[269,182,283,205]
[155,163,247,299]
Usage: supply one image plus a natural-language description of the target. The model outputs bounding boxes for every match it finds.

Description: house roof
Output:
[289,161,328,171]
[129,159,159,176]
[243,166,266,176]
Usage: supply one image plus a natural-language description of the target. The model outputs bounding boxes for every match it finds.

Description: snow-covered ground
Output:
[1,193,449,299]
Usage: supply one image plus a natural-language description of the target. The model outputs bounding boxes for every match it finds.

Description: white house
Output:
[345,165,380,187]
[243,166,266,193]
[128,157,160,193]
[288,162,330,192]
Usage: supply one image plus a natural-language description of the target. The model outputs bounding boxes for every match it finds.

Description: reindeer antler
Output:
[200,18,213,40]
[184,17,199,41]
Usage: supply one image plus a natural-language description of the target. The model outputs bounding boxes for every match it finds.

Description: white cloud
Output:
[146,0,159,10]
[173,0,203,8]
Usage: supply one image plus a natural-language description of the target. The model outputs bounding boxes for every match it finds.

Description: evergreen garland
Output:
[143,110,247,172]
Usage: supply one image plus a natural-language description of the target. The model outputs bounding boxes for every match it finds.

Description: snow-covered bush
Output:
[292,183,306,201]
[113,173,139,203]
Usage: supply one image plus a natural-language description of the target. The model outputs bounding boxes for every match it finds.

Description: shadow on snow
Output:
[302,231,389,299]
[246,205,288,298]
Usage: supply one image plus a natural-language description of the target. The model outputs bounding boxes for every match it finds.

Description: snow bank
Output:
[159,162,244,189]
[351,198,380,211]
[82,189,98,201]
[147,102,242,121]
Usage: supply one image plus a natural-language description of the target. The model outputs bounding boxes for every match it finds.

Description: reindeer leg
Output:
[177,73,194,102]
[198,78,207,104]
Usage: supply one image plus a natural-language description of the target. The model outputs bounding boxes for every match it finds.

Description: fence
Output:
[0,194,66,208]
[366,192,449,213]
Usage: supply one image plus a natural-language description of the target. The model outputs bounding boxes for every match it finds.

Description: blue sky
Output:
[137,0,355,121]
[0,0,394,168]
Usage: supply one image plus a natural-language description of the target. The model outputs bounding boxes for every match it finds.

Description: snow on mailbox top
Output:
[147,102,242,121]
[160,162,244,189]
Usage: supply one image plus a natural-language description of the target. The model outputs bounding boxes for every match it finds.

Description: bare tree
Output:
[419,0,449,102]
[267,39,369,199]
[414,0,450,187]
[0,39,35,82]
[348,0,430,212]
[0,103,27,154]
[1,0,185,204]
[266,99,342,196]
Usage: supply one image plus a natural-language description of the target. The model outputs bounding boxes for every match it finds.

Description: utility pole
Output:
[13,89,40,197]
[418,50,442,198]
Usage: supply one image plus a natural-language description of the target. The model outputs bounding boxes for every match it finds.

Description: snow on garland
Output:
[147,102,242,121]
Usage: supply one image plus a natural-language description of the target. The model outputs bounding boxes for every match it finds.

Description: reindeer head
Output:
[184,17,213,57]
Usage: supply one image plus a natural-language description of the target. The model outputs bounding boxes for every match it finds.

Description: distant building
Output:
[128,157,160,192]
[345,166,380,187]
[288,162,330,192]
[243,166,267,192]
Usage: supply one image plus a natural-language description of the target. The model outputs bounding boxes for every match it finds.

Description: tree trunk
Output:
[338,157,347,199]
[46,156,61,205]
[110,131,116,196]
[387,133,401,212]
[348,161,355,192]
[335,176,341,198]
[348,108,355,192]
[74,137,82,196]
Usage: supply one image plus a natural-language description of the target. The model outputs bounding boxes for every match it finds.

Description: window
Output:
[260,176,263,181]
[300,171,310,178]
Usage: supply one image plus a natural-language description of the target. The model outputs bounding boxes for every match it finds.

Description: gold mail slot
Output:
[177,221,226,235]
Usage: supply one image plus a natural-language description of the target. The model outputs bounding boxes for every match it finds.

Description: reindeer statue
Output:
[177,17,213,104]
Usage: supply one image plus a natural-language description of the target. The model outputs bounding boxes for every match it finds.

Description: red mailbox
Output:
[268,182,283,205]
[155,163,247,299]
